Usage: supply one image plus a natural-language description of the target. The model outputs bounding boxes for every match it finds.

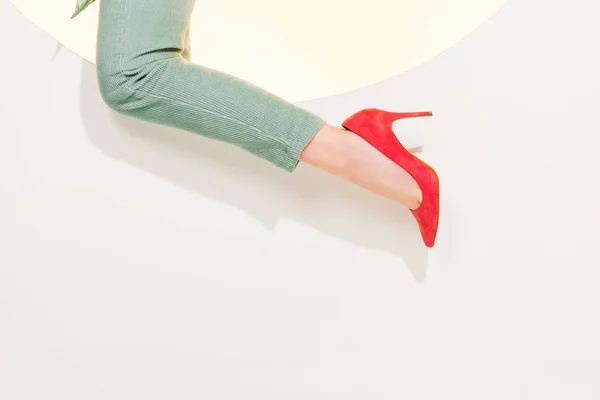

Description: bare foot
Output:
[300,123,423,210]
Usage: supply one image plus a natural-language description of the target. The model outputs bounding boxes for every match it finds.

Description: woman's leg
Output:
[97,0,326,172]
[96,0,422,209]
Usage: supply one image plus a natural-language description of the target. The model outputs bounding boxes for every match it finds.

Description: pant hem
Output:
[278,111,327,173]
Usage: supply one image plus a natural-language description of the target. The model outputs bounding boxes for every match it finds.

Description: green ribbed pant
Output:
[96,0,327,172]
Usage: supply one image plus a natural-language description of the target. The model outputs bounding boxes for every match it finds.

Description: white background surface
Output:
[2,0,600,399]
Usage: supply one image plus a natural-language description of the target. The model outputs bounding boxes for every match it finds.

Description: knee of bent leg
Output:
[97,57,161,114]
[97,63,139,113]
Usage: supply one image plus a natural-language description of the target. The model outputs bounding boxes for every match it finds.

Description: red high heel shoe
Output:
[341,108,439,248]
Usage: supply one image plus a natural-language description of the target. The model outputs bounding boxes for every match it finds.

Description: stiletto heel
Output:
[341,108,439,247]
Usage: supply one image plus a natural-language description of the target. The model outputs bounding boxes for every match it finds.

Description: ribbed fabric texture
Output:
[96,0,327,172]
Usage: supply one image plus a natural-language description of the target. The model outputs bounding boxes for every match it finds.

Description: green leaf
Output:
[71,0,97,19]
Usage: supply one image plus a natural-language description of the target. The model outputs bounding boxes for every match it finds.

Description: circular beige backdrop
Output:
[11,0,507,102]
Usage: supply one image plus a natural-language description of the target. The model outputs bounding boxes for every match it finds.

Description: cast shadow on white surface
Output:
[79,60,429,282]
